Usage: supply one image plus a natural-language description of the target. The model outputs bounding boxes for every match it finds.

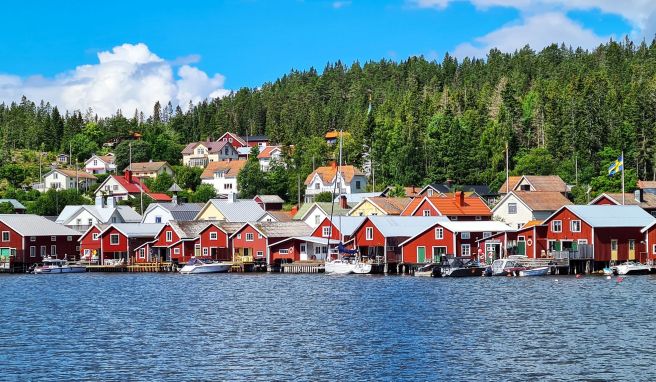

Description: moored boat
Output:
[179,258,230,274]
[33,257,86,274]
[414,263,440,277]
[325,259,355,274]
[614,262,651,276]
[491,258,525,276]
[518,266,549,277]
[440,258,485,277]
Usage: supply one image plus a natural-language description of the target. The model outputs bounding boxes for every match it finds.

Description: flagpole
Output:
[622,150,625,205]
[505,142,509,193]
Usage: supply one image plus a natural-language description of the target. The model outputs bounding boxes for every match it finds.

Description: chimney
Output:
[290,204,299,216]
[124,169,133,183]
[172,194,178,205]
[330,161,337,169]
[228,193,237,203]
[339,194,348,209]
[634,189,642,203]
[455,191,464,207]
[95,195,104,208]
[107,196,116,208]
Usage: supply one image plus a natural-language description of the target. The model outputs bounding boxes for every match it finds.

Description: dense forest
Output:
[1,38,655,202]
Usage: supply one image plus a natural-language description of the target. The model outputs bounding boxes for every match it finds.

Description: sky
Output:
[0,0,651,117]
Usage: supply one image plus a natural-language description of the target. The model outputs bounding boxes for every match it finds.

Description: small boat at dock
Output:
[491,258,525,276]
[414,263,440,277]
[179,258,230,274]
[518,266,549,277]
[33,257,87,274]
[614,262,651,276]
[440,257,486,277]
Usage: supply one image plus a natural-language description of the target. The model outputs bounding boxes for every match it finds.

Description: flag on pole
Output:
[608,155,623,176]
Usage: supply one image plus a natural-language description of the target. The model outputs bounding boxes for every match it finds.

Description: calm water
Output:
[1,273,656,381]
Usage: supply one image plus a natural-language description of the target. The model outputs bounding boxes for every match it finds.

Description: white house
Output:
[141,202,204,224]
[94,170,172,202]
[181,140,239,167]
[491,191,571,229]
[56,196,142,232]
[303,163,368,202]
[41,168,97,192]
[84,154,116,174]
[125,161,174,179]
[200,159,247,196]
[257,146,283,172]
[293,202,352,228]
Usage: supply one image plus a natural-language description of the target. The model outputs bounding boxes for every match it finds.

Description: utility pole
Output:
[505,142,509,193]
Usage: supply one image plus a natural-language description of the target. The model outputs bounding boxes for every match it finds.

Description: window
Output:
[422,210,431,217]
[578,239,588,245]
[653,244,656,255]
[237,234,241,239]
[30,246,36,257]
[228,138,233,143]
[552,220,562,233]
[450,216,458,221]
[110,234,120,245]
[356,181,361,189]
[1,231,9,242]
[53,173,58,179]
[166,231,173,242]
[210,232,218,240]
[224,183,233,189]
[30,236,36,242]
[508,203,517,214]
[246,233,254,241]
[256,251,264,257]
[67,236,72,241]
[51,245,56,256]
[435,228,443,240]
[570,220,581,232]
[461,232,470,240]
[461,244,471,256]
[258,233,263,239]
[365,227,374,240]
[173,248,180,254]
[155,216,162,223]
[611,239,618,251]
[93,160,98,166]
[279,249,289,254]
[483,232,492,239]
[105,185,110,191]
[76,218,82,225]
[88,218,93,226]
[315,215,321,225]
[40,246,46,257]
[113,185,119,191]
[203,248,209,256]
[427,189,434,197]
[315,183,320,190]
[214,171,224,178]
[139,248,145,258]
[51,236,56,242]
[322,226,332,237]
[92,233,99,240]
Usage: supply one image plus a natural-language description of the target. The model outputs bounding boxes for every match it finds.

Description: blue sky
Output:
[0,0,646,116]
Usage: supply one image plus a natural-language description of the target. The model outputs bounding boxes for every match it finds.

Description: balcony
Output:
[551,245,594,260]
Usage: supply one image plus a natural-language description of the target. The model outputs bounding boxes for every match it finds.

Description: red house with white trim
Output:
[79,224,108,261]
[400,192,492,221]
[98,223,164,264]
[231,221,312,265]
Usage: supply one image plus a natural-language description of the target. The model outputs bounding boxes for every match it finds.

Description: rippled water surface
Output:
[2,273,656,381]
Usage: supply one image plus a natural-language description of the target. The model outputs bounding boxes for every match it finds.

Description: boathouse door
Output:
[628,240,635,260]
[517,236,526,256]
[611,239,618,261]
[417,246,426,263]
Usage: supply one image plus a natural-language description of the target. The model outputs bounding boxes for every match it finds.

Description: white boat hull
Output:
[615,263,651,275]
[414,271,433,277]
[179,263,231,274]
[352,262,373,274]
[325,261,355,274]
[518,267,549,277]
[34,265,86,274]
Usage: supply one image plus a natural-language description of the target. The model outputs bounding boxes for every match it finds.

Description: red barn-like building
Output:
[232,221,312,265]
[98,223,164,264]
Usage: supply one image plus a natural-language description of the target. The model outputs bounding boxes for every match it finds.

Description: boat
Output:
[490,258,526,276]
[602,267,615,276]
[518,266,549,277]
[33,257,87,274]
[440,257,486,277]
[179,258,231,274]
[325,259,355,274]
[614,262,651,276]
[415,263,440,277]
[352,261,373,274]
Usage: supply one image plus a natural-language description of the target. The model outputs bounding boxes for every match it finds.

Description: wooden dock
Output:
[86,262,178,273]
[281,261,325,274]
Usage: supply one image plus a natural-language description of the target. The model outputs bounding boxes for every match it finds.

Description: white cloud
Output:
[332,1,352,9]
[410,0,450,9]
[0,43,229,117]
[453,12,609,58]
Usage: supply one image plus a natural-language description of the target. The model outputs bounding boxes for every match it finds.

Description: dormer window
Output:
[520,184,530,191]
[214,171,224,178]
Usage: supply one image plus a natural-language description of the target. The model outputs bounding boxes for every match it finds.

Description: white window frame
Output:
[365,227,374,241]
[203,248,209,256]
[245,233,254,242]
[322,226,331,238]
[210,232,218,240]
[461,244,471,256]
[570,220,581,233]
[256,251,264,257]
[314,215,321,225]
[422,209,431,217]
[1,231,9,242]
[30,236,36,242]
[30,246,36,257]
[166,231,173,242]
[139,248,146,259]
[92,233,99,241]
[110,234,120,245]
[51,236,56,242]
[279,249,289,255]
[461,232,470,240]
[435,228,443,240]
[173,248,180,254]
[552,220,562,233]
[483,232,492,239]
[508,203,517,214]
[577,239,588,245]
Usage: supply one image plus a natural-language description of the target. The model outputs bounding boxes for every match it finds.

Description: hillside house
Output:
[303,163,367,202]
[84,154,116,174]
[125,161,174,179]
[181,140,239,167]
[41,168,97,192]
[56,196,142,232]
[492,191,571,229]
[200,159,246,196]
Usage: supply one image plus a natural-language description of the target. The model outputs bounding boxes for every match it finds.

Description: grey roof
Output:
[104,223,165,238]
[242,135,269,141]
[294,202,351,220]
[145,202,204,222]
[237,147,252,155]
[332,192,382,204]
[325,216,367,236]
[0,214,81,236]
[254,221,313,238]
[56,205,142,225]
[168,183,183,193]
[461,185,495,196]
[564,205,655,228]
[207,199,266,222]
[216,221,246,235]
[367,216,449,237]
[256,195,285,204]
[0,199,26,210]
[169,221,214,239]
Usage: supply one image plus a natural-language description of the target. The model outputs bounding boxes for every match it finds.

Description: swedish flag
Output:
[608,155,623,176]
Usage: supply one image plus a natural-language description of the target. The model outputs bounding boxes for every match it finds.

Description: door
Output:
[432,247,446,263]
[300,243,308,261]
[628,240,635,261]
[517,236,526,256]
[417,246,426,263]
[611,239,618,261]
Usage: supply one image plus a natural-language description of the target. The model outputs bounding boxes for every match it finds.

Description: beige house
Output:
[181,141,239,167]
[348,197,412,216]
[126,161,174,179]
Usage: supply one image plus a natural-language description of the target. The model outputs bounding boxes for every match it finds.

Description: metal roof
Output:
[56,205,142,225]
[0,199,26,210]
[333,192,382,204]
[326,216,366,236]
[168,221,214,239]
[368,216,448,237]
[564,205,655,228]
[294,202,351,220]
[104,223,165,237]
[254,221,313,238]
[256,195,285,204]
[0,214,81,236]
[209,199,266,222]
[437,220,514,233]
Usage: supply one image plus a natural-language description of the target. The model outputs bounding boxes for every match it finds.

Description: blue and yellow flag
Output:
[608,155,623,176]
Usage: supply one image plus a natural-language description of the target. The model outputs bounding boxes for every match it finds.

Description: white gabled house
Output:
[41,168,97,192]
[84,154,116,174]
[303,163,368,202]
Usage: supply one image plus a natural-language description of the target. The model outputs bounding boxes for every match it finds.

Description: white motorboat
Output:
[179,258,231,274]
[414,263,440,277]
[614,262,651,276]
[33,257,86,274]
[518,266,549,277]
[325,259,355,275]
[490,258,524,276]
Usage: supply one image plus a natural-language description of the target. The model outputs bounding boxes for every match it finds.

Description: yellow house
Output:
[348,197,412,217]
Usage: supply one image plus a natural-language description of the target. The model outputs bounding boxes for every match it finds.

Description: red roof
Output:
[112,174,150,193]
[402,194,491,216]
[148,193,172,201]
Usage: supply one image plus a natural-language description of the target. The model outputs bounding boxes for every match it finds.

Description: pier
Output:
[281,261,325,273]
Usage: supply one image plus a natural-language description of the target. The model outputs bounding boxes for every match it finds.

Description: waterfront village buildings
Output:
[303,163,368,203]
